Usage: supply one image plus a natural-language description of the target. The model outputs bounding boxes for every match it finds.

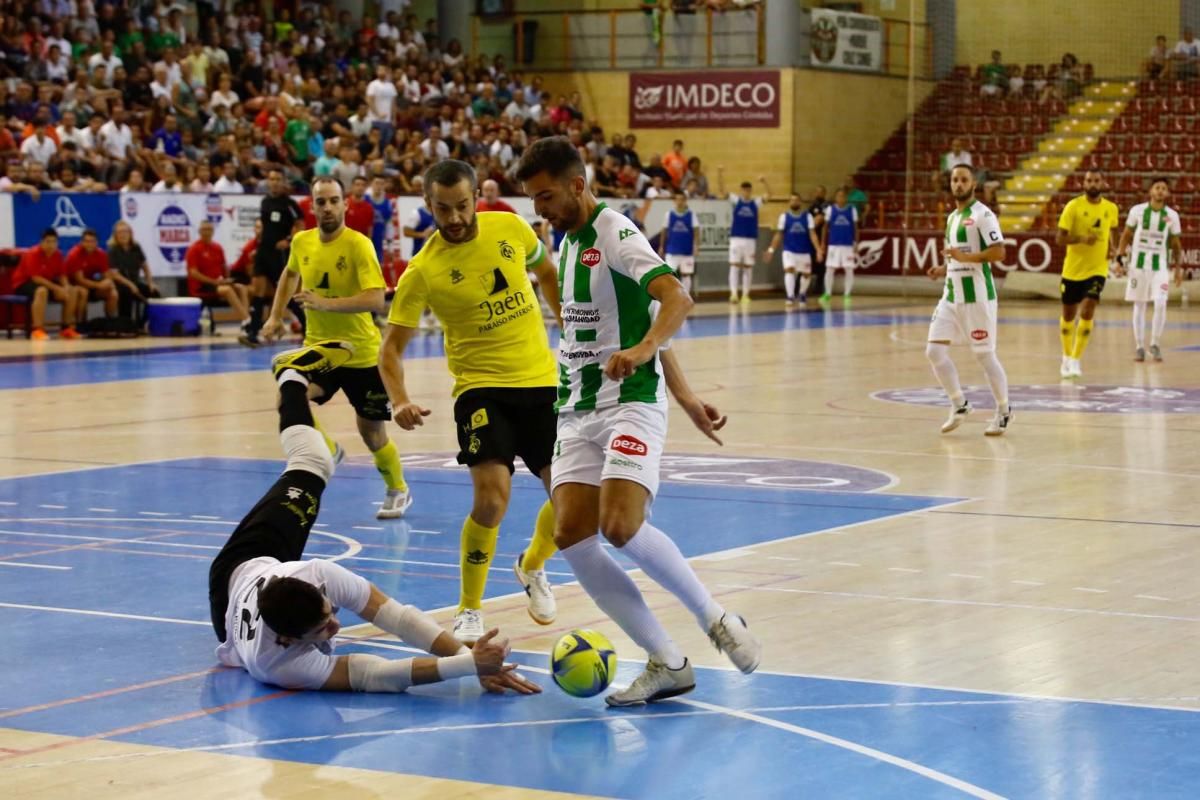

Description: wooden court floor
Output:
[2,296,1199,798]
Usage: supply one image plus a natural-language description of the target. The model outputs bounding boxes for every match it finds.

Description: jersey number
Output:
[238,576,267,641]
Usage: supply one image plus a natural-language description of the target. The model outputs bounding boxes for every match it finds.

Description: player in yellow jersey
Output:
[1056,171,1120,379]
[378,160,563,643]
[262,176,412,519]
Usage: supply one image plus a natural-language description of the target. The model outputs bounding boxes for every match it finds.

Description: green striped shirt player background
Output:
[556,202,675,412]
[942,200,1002,304]
[1125,202,1181,274]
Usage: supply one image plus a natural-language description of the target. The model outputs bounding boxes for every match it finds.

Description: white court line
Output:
[718,583,1200,624]
[37,504,66,510]
[190,515,222,520]
[409,529,443,536]
[673,697,1005,800]
[1072,587,1108,594]
[347,552,573,577]
[0,561,71,571]
[0,601,208,626]
[1010,580,1044,586]
[87,508,116,513]
[1135,594,1172,601]
[768,556,803,562]
[950,573,982,580]
[137,511,169,517]
[0,501,17,506]
[888,567,921,574]
[828,561,861,567]
[352,526,384,531]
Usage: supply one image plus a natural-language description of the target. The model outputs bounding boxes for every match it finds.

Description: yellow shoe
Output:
[271,340,354,378]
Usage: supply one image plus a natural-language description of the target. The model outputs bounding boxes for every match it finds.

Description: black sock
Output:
[278,379,314,431]
[287,300,306,331]
[247,298,267,335]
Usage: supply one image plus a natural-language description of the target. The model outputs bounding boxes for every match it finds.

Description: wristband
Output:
[436,651,478,681]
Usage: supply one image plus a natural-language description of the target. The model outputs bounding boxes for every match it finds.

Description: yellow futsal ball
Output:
[550,629,618,698]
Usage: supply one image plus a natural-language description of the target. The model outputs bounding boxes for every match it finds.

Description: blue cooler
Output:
[146,298,203,337]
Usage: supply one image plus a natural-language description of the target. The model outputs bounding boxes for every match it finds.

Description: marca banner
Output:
[809,9,884,73]
[629,70,780,129]
[12,192,121,253]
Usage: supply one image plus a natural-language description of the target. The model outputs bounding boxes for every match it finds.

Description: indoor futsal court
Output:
[2,298,1198,798]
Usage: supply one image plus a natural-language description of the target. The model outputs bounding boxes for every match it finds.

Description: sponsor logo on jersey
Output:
[611,435,648,456]
[581,248,601,268]
[450,268,464,284]
[470,409,489,430]
[971,329,989,341]
[335,255,348,272]
[498,239,515,261]
[619,228,638,241]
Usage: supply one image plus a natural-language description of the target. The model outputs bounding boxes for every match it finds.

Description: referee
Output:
[242,168,304,346]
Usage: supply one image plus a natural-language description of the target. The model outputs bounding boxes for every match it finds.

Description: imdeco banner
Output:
[629,70,780,128]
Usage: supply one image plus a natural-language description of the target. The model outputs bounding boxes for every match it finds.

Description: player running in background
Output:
[659,190,701,297]
[1056,171,1120,378]
[209,339,537,696]
[822,187,859,305]
[1116,177,1183,362]
[379,159,563,643]
[517,137,760,707]
[716,166,770,304]
[364,173,396,267]
[924,164,1012,437]
[765,193,821,308]
[262,176,412,520]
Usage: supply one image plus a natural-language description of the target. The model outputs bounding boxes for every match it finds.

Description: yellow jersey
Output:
[286,227,386,369]
[387,211,556,397]
[1058,195,1120,280]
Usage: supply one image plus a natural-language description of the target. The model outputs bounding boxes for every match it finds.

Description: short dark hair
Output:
[514,136,585,182]
[739,181,753,189]
[258,576,327,639]
[423,158,477,196]
[1150,176,1170,189]
[41,227,57,240]
[310,175,344,195]
[81,228,97,239]
[950,163,975,177]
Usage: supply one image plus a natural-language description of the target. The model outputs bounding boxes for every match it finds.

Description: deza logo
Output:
[611,435,648,457]
[581,248,602,268]
[157,204,192,264]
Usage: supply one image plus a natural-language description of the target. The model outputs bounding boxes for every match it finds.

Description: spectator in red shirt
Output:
[662,139,687,188]
[231,219,263,282]
[344,175,375,236]
[299,194,318,229]
[254,97,287,142]
[65,229,118,318]
[476,179,515,213]
[12,228,83,340]
[186,219,252,330]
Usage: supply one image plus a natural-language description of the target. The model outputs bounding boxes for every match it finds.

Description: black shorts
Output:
[311,365,392,421]
[453,386,558,476]
[13,281,37,300]
[1060,276,1106,305]
[253,248,286,283]
[207,469,326,642]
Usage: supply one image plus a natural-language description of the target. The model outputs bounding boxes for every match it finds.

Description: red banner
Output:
[629,70,780,129]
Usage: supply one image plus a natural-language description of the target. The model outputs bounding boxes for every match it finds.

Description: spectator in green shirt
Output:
[843,175,869,225]
[284,110,313,166]
[980,50,1008,98]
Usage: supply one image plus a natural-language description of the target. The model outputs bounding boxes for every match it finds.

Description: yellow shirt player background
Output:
[1058,193,1120,281]
[388,211,557,396]
[287,227,387,369]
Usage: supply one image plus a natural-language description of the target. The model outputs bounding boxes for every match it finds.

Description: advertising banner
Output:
[809,9,884,73]
[12,192,121,253]
[629,70,781,129]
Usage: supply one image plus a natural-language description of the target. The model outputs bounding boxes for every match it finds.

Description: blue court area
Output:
[4,458,1200,797]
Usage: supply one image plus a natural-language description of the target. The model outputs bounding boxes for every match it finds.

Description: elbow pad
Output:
[347,653,414,693]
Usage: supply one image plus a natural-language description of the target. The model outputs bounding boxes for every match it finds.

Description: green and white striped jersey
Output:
[556,203,675,413]
[942,200,1003,304]
[1126,202,1181,271]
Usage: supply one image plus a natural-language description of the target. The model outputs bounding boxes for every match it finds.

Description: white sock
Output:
[559,536,684,668]
[280,426,333,481]
[827,267,839,295]
[728,266,739,296]
[843,269,855,296]
[799,274,811,297]
[681,274,693,294]
[974,349,1009,411]
[741,267,752,296]
[925,342,963,405]
[619,522,724,631]
[1152,297,1167,345]
[277,368,307,387]
[783,271,797,300]
[1132,302,1146,348]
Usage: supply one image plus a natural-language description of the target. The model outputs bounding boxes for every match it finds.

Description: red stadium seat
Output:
[1138,115,1161,134]
[1095,136,1115,153]
[1111,153,1130,171]
[1172,96,1196,114]
[1176,175,1198,193]
[1108,116,1130,135]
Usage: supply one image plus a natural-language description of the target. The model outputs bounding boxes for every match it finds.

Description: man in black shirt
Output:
[243,168,304,346]
[807,184,828,302]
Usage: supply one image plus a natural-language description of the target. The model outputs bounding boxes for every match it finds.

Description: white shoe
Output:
[985,405,1012,437]
[941,400,971,433]
[1069,358,1083,378]
[331,441,345,467]
[605,658,696,707]
[1060,355,1073,378]
[514,554,556,625]
[376,488,413,519]
[453,608,485,644]
[707,613,761,674]
[1150,344,1163,362]
[785,298,797,309]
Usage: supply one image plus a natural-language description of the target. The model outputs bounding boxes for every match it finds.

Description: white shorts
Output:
[1124,270,1171,303]
[826,245,856,269]
[666,253,696,275]
[551,402,667,499]
[728,237,757,266]
[782,251,812,273]
[928,298,998,353]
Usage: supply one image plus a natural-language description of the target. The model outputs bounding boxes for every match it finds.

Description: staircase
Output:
[998,81,1136,232]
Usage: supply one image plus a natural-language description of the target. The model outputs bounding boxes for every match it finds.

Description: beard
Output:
[552,197,583,230]
[953,188,974,202]
[441,216,479,243]
[1085,188,1102,199]
[319,217,342,235]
